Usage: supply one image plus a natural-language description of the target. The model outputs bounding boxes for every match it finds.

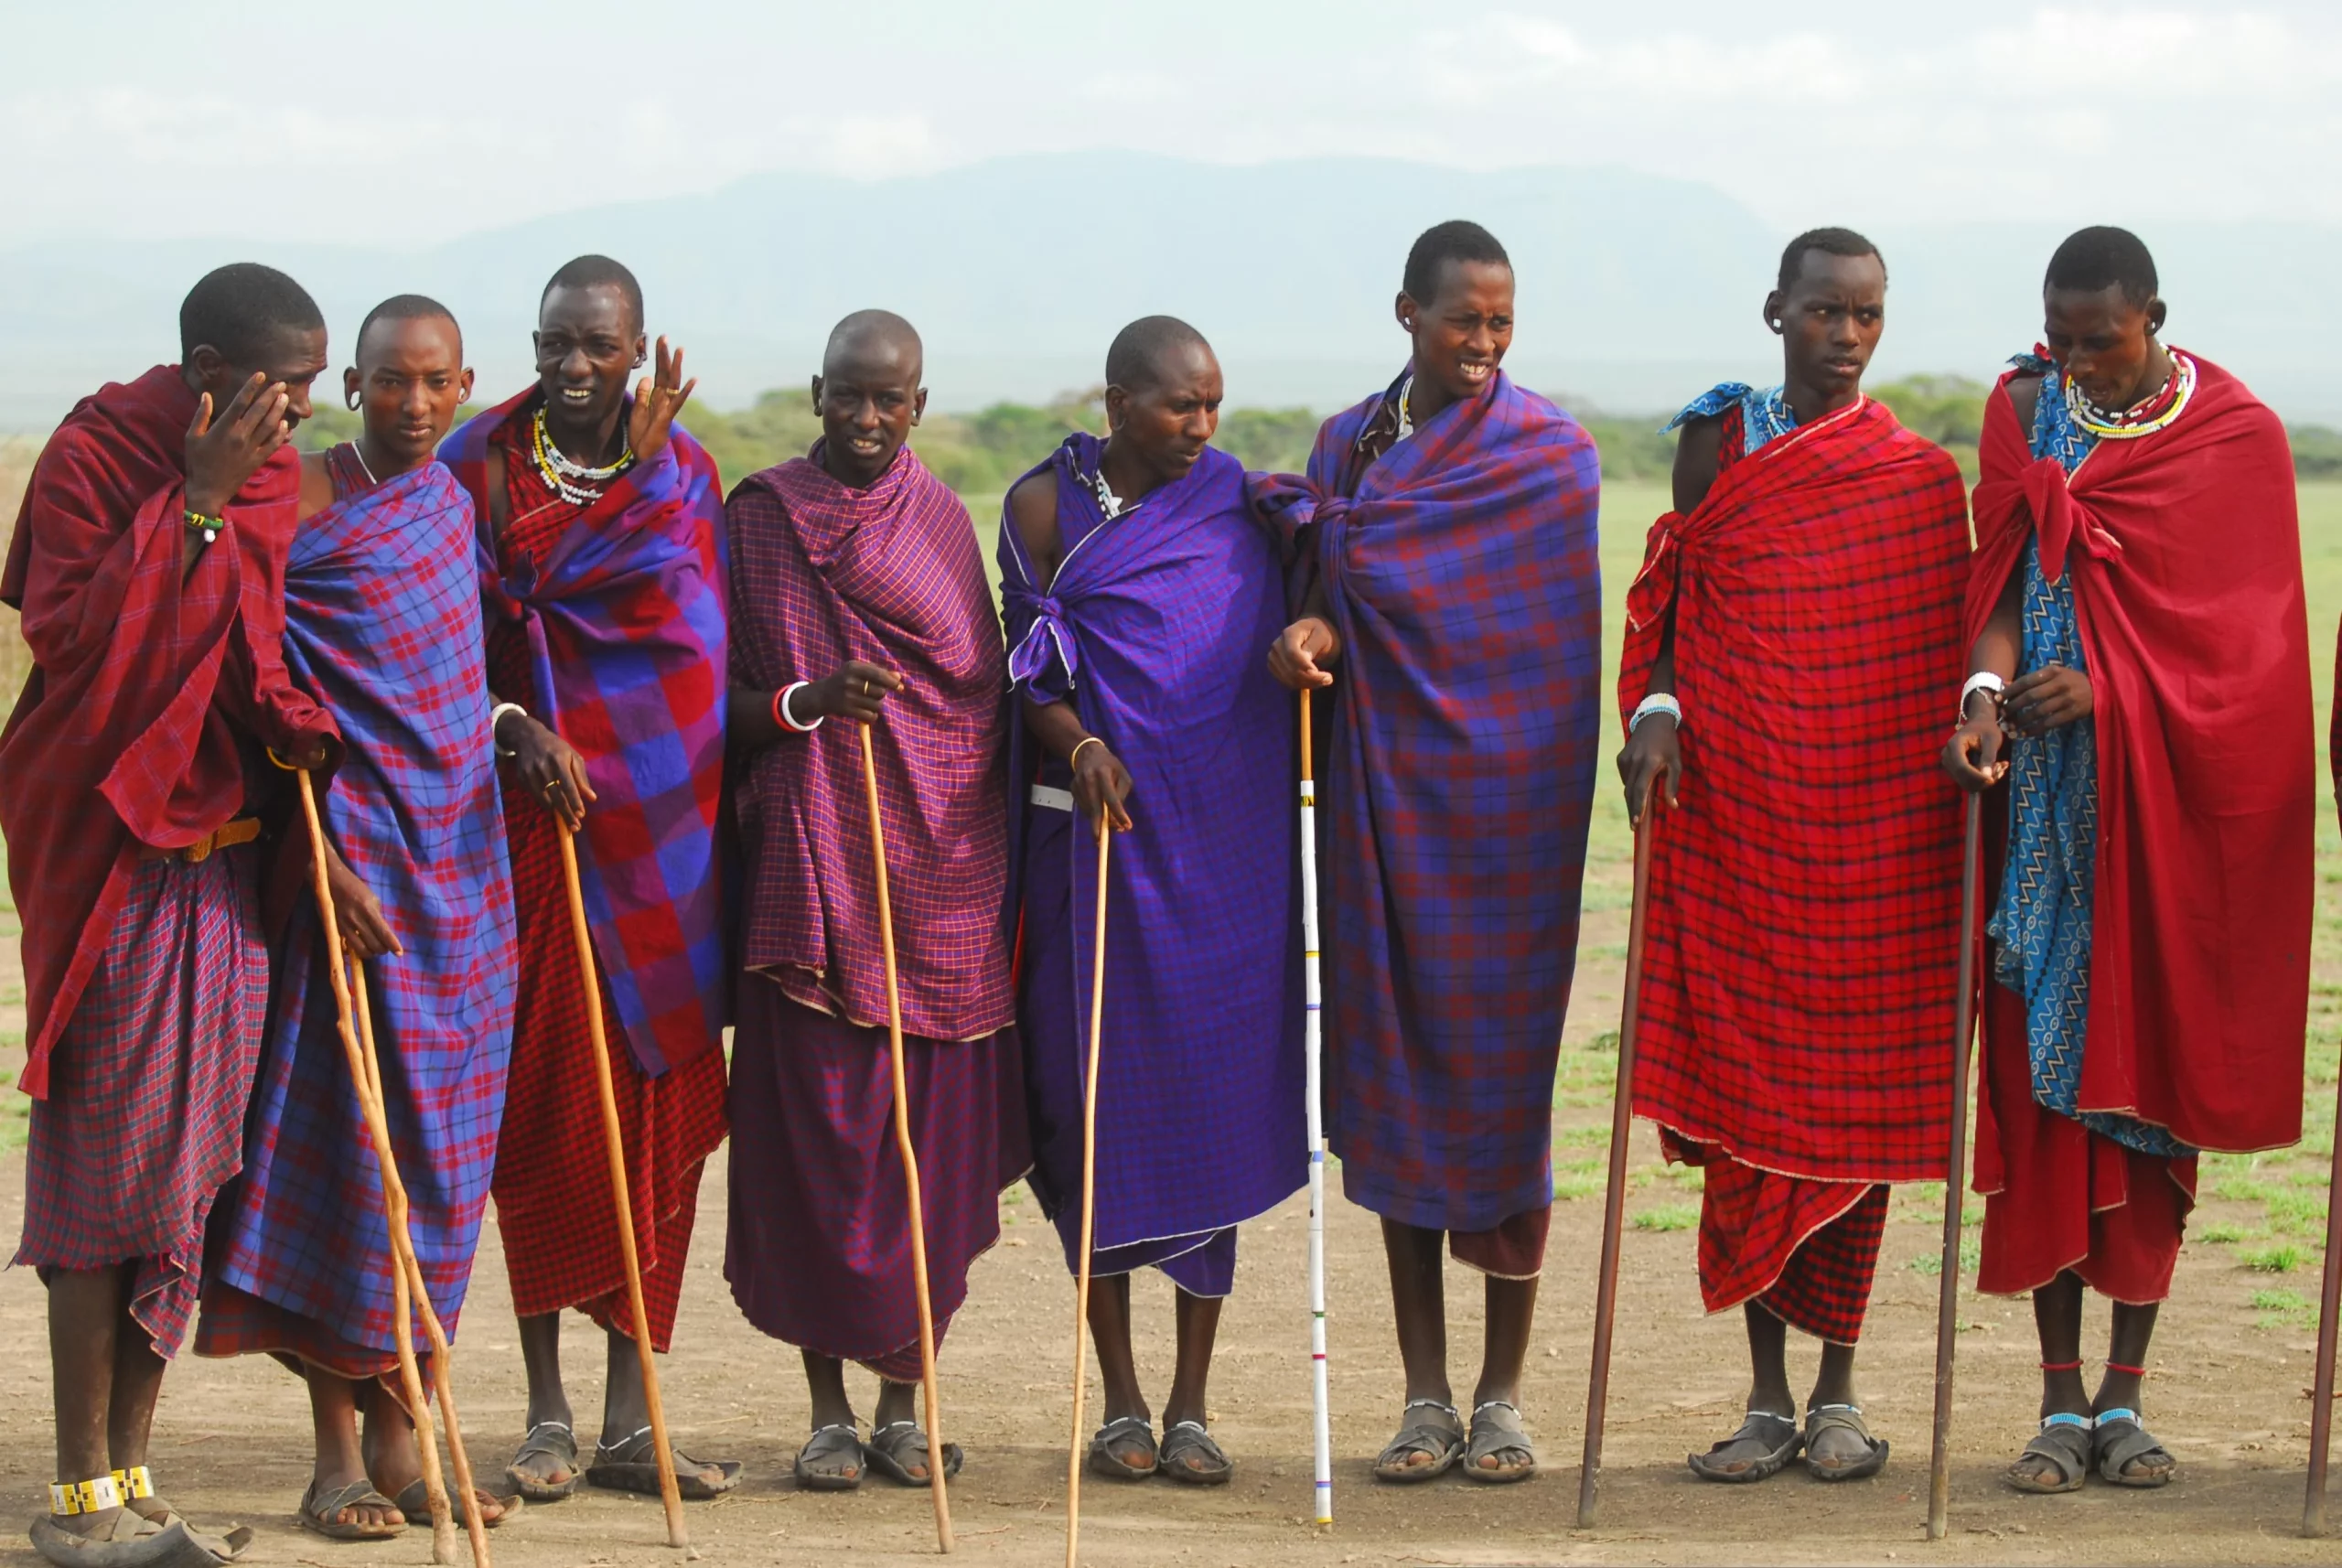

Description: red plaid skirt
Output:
[196,1282,419,1408]
[16,850,266,1356]
[489,789,729,1350]
[1676,1141,1890,1346]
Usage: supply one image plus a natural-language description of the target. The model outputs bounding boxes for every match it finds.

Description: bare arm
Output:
[1007,471,1130,830]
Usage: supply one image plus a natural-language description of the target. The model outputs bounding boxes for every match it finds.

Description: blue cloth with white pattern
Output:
[1987,355,2192,1158]
[1665,382,1799,454]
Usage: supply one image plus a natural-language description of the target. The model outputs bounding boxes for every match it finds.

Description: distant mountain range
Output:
[4,152,2336,431]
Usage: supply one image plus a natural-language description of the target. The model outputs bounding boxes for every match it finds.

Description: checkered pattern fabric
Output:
[1620,396,1970,1182]
[725,446,1014,1041]
[1249,371,1603,1235]
[442,390,729,1079]
[199,456,519,1369]
[1,365,333,1097]
[16,851,266,1356]
[1685,1149,1889,1345]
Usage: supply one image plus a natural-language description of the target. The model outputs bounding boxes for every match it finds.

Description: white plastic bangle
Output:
[1628,693,1682,734]
[489,701,529,757]
[1959,672,2006,722]
[778,681,824,734]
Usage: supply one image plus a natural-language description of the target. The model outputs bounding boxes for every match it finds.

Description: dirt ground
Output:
[4,868,2340,1568]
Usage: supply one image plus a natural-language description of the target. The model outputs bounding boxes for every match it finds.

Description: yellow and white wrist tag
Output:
[49,1473,124,1515]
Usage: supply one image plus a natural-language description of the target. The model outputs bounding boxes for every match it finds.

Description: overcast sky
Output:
[5,1,2337,247]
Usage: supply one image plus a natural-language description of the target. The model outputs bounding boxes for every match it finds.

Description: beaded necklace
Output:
[532,406,636,508]
[2064,347,2195,441]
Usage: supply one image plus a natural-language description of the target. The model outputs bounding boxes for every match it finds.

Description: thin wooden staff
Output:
[1297,688,1332,1526]
[1927,794,1985,1541]
[1575,775,1657,1530]
[2305,1058,2342,1534]
[346,955,493,1567]
[1064,816,1113,1568]
[554,821,688,1550]
[289,768,470,1567]
[857,723,955,1554]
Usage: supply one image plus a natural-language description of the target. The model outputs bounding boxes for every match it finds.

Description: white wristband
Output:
[489,701,529,757]
[779,681,823,733]
[1629,693,1682,734]
[1959,672,2006,722]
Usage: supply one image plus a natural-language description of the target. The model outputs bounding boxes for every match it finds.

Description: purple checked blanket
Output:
[1249,371,1603,1233]
[1001,435,1304,1267]
[204,458,518,1359]
[443,389,729,1075]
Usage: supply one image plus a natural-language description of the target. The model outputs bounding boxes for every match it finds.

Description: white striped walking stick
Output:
[1298,688,1333,1525]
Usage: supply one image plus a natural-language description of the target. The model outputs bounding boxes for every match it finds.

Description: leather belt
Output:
[141,818,261,863]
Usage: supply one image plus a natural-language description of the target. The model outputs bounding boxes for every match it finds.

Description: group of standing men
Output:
[3,211,2317,1565]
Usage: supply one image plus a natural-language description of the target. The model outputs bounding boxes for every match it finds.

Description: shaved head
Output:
[824,308,923,379]
[1105,315,1212,393]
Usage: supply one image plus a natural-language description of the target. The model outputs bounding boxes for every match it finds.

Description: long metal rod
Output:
[1927,794,1984,1541]
[1298,688,1333,1525]
[1575,779,1657,1529]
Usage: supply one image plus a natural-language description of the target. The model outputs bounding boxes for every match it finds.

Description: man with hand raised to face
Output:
[197,297,521,1540]
[1618,230,1969,1486]
[1001,317,1303,1487]
[4,262,339,1567]
[1255,220,1600,1487]
[1944,227,2311,1496]
[722,311,1027,1491]
[439,254,740,1506]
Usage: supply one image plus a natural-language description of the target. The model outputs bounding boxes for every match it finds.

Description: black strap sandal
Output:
[1462,1400,1538,1485]
[864,1421,964,1487]
[1801,1403,1890,1482]
[586,1425,743,1499]
[1373,1399,1464,1484]
[793,1423,865,1492]
[1087,1415,1159,1480]
[2006,1412,2092,1494]
[506,1419,579,1502]
[295,1478,406,1541]
[2092,1408,2175,1487]
[1688,1411,1802,1483]
[1158,1421,1233,1486]
[392,1478,520,1530]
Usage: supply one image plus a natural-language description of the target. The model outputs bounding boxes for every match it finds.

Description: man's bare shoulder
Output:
[2006,373,2043,429]
[295,448,336,523]
[1006,467,1060,563]
[1671,413,1725,516]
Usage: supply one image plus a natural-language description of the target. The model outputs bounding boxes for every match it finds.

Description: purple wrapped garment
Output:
[1000,435,1303,1291]
[1250,371,1603,1234]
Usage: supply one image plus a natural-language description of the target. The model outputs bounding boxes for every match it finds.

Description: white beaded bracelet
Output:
[1629,693,1682,734]
[1959,672,2006,722]
[778,681,823,734]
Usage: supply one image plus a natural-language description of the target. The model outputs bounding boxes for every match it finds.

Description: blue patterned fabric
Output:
[1666,381,1799,454]
[1988,357,2192,1157]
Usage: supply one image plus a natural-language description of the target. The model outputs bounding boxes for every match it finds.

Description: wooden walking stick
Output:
[2304,1068,2342,1536]
[288,768,473,1567]
[1575,776,1657,1530]
[1927,794,1985,1541]
[1297,688,1333,1526]
[1064,816,1113,1568]
[346,957,493,1568]
[554,822,689,1551]
[857,723,955,1553]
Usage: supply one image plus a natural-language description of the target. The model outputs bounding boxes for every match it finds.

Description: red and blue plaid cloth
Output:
[1621,397,1970,1183]
[1250,371,1603,1235]
[200,456,518,1369]
[443,390,729,1076]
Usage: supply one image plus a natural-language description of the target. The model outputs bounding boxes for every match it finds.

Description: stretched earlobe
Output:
[346,391,361,411]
